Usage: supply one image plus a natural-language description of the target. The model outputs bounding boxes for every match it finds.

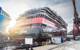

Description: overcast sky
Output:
[0,0,80,32]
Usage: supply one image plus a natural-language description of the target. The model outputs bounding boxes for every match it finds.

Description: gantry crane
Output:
[72,0,80,40]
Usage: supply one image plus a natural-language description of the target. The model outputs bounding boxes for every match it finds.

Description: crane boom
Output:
[72,0,78,19]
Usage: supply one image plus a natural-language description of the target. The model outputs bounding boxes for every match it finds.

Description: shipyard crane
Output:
[72,0,80,40]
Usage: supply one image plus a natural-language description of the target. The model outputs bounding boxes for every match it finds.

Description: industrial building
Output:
[10,7,67,45]
[0,7,10,48]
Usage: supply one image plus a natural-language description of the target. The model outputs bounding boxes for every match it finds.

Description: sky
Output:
[0,0,80,32]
